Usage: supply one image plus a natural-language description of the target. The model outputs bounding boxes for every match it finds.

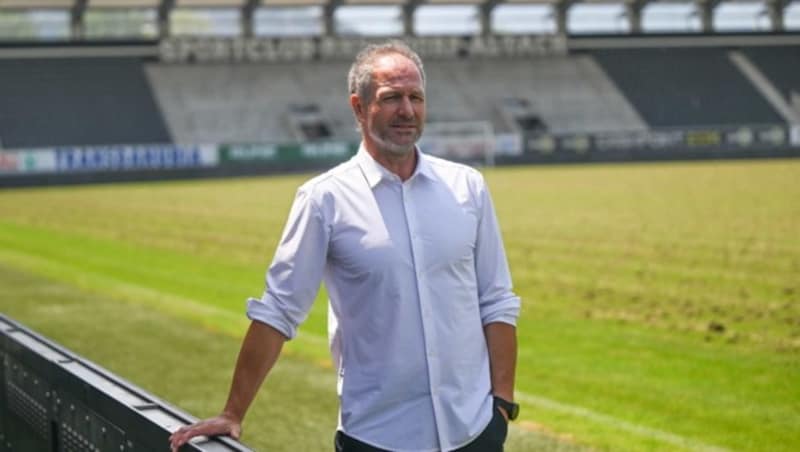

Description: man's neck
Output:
[366,145,417,182]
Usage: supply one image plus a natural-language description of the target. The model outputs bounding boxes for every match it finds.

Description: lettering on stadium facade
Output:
[159,35,568,64]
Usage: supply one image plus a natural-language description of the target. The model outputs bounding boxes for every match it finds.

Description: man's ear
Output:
[350,94,365,123]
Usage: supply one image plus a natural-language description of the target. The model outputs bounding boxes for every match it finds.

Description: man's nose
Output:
[398,96,414,118]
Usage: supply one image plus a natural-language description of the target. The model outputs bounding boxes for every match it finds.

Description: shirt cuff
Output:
[480,296,521,327]
[246,295,298,340]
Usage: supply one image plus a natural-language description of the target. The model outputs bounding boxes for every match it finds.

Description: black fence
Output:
[0,314,252,452]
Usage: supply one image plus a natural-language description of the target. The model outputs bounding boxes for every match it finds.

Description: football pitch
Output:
[0,158,798,451]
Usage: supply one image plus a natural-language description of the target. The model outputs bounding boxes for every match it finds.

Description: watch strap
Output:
[493,396,520,421]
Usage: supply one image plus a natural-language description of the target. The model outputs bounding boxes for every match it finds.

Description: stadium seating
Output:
[424,56,648,134]
[144,61,357,145]
[592,47,787,127]
[2,46,797,149]
[145,55,647,145]
[0,57,170,149]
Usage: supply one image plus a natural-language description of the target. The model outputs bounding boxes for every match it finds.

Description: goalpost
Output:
[418,121,495,167]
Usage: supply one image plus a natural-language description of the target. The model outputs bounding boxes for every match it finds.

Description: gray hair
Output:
[347,40,426,103]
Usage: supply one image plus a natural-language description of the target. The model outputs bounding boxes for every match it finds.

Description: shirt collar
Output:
[356,143,435,188]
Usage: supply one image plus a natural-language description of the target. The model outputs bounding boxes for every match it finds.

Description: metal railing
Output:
[0,314,252,452]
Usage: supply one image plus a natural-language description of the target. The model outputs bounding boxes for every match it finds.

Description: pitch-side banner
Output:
[0,145,218,175]
[524,124,800,159]
[0,149,56,174]
[219,141,359,164]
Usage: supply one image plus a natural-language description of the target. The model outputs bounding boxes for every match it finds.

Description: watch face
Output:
[509,403,520,420]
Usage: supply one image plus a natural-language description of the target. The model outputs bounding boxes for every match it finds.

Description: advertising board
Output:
[220,141,358,164]
[523,124,800,162]
[54,145,218,172]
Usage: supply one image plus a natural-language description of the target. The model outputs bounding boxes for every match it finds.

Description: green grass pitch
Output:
[0,158,798,451]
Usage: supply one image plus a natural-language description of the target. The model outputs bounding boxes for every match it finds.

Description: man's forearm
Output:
[484,322,517,401]
[222,320,287,422]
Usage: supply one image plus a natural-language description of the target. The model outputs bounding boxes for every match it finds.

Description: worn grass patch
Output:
[0,265,575,451]
[0,158,798,451]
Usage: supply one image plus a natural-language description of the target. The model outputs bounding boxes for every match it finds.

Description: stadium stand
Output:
[0,4,798,181]
[145,55,646,145]
[0,57,170,148]
[145,61,356,144]
[1,43,794,149]
[592,47,787,127]
[425,56,647,134]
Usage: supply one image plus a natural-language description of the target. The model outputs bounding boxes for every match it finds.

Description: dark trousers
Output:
[334,408,508,452]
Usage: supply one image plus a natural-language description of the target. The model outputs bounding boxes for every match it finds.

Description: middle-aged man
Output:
[169,40,521,452]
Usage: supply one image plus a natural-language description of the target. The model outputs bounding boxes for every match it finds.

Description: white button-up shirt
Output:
[247,146,520,451]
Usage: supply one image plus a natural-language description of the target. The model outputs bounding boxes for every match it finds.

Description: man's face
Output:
[353,54,426,157]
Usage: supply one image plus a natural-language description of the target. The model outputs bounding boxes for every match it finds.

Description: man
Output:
[169,41,520,452]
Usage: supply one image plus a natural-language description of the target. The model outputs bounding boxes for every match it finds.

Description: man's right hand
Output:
[168,321,286,451]
[168,413,242,451]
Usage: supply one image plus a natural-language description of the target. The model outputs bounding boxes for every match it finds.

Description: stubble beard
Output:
[366,122,423,158]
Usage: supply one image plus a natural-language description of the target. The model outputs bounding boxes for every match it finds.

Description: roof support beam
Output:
[625,0,645,34]
[765,0,789,31]
[554,0,575,35]
[479,0,501,36]
[403,0,423,36]
[70,0,88,40]
[697,0,721,33]
[242,0,260,37]
[323,0,343,36]
[158,0,176,38]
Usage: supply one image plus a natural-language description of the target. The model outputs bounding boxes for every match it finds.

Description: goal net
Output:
[418,121,495,166]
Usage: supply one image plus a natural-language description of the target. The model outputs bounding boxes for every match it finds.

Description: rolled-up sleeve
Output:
[474,177,521,326]
[247,187,329,339]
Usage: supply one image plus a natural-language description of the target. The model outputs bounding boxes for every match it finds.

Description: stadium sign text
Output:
[159,35,567,64]
[0,149,57,175]
[0,152,17,172]
[223,144,279,161]
[301,141,354,159]
[221,141,358,164]
[523,123,798,160]
[55,145,218,172]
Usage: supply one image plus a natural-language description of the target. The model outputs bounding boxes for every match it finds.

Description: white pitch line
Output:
[515,391,730,452]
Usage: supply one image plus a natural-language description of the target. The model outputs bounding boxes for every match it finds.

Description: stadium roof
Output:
[0,0,796,38]
[0,0,792,6]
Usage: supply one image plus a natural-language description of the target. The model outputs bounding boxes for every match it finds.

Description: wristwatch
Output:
[493,396,520,421]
